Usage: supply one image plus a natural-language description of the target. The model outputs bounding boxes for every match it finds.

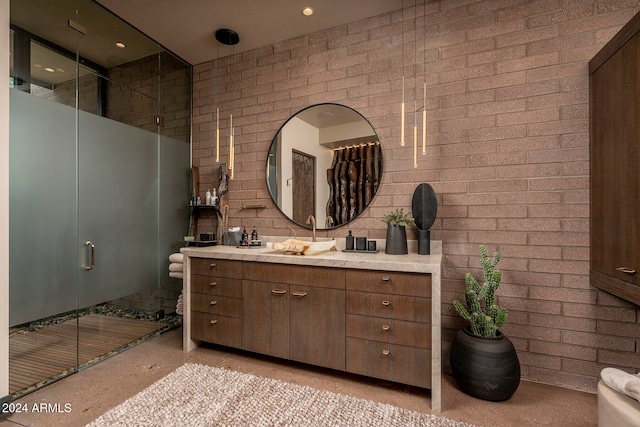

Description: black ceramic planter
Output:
[385,224,408,254]
[450,327,520,401]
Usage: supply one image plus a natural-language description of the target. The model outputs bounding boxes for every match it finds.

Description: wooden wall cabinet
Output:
[589,11,640,306]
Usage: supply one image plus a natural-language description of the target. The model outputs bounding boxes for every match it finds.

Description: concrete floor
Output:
[1,327,598,427]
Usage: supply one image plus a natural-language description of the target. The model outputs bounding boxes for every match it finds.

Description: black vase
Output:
[385,224,408,254]
[450,326,520,401]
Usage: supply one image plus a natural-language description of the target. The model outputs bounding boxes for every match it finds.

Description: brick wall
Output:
[192,0,640,393]
[31,73,99,114]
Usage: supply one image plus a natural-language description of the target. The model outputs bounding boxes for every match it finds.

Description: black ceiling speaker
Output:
[411,183,437,255]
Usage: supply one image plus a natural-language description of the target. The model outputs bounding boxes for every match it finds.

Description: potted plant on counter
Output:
[450,244,520,401]
[382,208,414,255]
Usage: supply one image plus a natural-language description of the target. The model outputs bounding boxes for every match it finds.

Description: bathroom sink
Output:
[266,239,336,255]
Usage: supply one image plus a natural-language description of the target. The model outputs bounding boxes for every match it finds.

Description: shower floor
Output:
[9,312,172,397]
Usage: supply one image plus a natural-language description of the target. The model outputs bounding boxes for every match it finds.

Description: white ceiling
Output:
[96,0,403,65]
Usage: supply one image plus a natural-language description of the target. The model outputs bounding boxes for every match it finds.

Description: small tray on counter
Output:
[186,240,218,247]
[341,249,379,254]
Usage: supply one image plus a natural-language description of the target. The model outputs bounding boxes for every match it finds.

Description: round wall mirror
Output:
[266,103,383,230]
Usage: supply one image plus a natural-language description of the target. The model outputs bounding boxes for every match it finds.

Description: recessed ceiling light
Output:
[115,42,126,48]
[44,67,55,73]
[302,7,314,16]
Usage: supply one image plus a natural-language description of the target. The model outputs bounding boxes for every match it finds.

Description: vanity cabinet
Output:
[190,258,243,348]
[345,270,432,388]
[589,11,640,305]
[182,243,442,411]
[243,263,345,370]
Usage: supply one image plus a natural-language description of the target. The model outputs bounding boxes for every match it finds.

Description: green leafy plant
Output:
[382,208,415,227]
[453,244,507,338]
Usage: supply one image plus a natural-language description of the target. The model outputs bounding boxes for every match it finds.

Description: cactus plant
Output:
[453,244,507,338]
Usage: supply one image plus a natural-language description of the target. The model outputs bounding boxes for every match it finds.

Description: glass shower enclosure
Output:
[8,0,191,396]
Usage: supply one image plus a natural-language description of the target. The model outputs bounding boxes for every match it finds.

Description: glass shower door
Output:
[9,0,190,396]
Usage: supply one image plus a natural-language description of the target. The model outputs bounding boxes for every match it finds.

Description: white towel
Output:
[601,368,640,402]
[175,292,184,315]
[169,263,184,272]
[626,378,640,402]
[169,271,183,279]
[169,253,184,263]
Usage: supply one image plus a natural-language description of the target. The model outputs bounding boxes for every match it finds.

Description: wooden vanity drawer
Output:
[191,311,242,348]
[192,293,242,317]
[346,291,431,323]
[191,274,242,298]
[346,270,430,297]
[345,314,430,349]
[346,337,431,388]
[191,258,243,279]
[244,263,344,289]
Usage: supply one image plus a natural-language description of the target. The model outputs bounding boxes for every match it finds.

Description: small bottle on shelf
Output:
[241,227,248,246]
[251,226,258,241]
[205,189,211,206]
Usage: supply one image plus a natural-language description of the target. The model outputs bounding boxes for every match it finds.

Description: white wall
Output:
[1,0,10,398]
[280,117,333,227]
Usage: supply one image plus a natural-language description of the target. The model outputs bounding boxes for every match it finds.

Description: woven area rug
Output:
[86,363,479,427]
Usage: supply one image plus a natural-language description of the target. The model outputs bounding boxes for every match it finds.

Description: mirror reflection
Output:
[267,104,383,230]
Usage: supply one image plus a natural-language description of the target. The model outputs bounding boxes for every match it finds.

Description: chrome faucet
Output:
[306,215,316,242]
[288,227,297,239]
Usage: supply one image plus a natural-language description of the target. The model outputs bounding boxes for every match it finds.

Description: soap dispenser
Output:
[346,230,354,251]
[211,189,218,206]
[251,226,258,241]
[241,227,248,246]
[205,189,211,206]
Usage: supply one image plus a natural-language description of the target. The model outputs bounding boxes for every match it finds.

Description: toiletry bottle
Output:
[241,227,248,246]
[205,189,211,206]
[251,226,258,241]
[346,230,354,251]
[211,189,218,206]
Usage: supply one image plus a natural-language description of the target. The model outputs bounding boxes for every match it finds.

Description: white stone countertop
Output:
[181,238,442,274]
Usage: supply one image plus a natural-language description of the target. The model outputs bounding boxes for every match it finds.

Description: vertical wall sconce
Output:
[400,0,428,168]
[422,0,428,157]
[400,2,406,148]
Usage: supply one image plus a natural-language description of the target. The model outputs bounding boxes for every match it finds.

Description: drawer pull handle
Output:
[210,319,218,325]
[210,263,217,268]
[382,300,390,307]
[210,281,218,287]
[382,324,390,331]
[382,276,390,282]
[210,300,218,305]
[271,289,286,295]
[292,291,307,297]
[382,349,390,356]
[616,266,637,274]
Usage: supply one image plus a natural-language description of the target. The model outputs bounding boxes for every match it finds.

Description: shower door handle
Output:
[85,241,95,270]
